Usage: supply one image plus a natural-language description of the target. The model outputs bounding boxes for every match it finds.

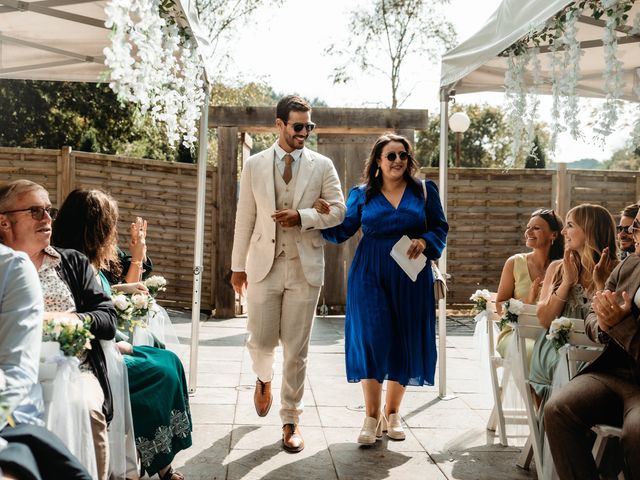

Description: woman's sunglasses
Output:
[0,206,58,220]
[286,122,316,133]
[384,151,410,162]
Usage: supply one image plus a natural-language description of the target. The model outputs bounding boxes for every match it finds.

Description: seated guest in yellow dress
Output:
[495,208,564,360]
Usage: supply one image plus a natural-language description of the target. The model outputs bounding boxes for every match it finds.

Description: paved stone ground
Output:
[163,311,537,480]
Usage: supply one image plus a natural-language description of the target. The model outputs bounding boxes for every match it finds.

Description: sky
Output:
[222,0,631,163]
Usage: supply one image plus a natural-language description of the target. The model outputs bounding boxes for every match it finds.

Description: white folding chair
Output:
[563,320,625,479]
[485,294,529,447]
[512,304,545,478]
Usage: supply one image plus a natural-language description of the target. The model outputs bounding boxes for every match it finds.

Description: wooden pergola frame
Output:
[209,106,429,317]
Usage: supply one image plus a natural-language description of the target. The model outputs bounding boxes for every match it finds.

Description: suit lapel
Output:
[261,146,276,211]
[292,149,314,209]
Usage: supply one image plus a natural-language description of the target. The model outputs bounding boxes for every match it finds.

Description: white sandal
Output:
[382,411,406,440]
[357,414,383,444]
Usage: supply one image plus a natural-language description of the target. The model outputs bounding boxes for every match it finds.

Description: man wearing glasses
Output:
[231,95,345,452]
[617,203,639,259]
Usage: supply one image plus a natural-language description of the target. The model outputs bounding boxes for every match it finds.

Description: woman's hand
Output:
[523,276,543,304]
[593,247,615,291]
[112,282,149,295]
[592,289,631,332]
[560,249,579,288]
[116,341,133,355]
[129,217,147,262]
[406,238,427,260]
[312,198,331,215]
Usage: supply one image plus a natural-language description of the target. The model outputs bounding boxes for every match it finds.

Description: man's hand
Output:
[592,289,631,331]
[271,209,301,228]
[231,271,248,296]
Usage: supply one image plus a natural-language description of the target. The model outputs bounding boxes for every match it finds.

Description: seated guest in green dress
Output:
[530,204,617,432]
[52,189,191,480]
[495,208,564,362]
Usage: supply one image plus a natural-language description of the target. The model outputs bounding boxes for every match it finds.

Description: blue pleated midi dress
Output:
[322,180,448,386]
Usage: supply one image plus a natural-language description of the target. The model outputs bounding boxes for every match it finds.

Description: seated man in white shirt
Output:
[0,243,90,480]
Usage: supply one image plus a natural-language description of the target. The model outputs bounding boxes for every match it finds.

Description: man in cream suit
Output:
[231,95,345,452]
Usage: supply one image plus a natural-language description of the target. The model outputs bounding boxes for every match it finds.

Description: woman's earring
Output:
[551,238,554,245]
[375,166,380,178]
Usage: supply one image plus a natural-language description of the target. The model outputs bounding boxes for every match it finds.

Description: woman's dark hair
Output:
[531,208,565,260]
[52,189,121,277]
[362,133,421,202]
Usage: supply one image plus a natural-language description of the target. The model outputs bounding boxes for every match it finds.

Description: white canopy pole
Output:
[437,86,453,400]
[188,84,210,393]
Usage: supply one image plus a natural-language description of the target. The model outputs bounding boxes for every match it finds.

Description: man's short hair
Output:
[621,203,639,219]
[0,180,46,212]
[276,95,312,123]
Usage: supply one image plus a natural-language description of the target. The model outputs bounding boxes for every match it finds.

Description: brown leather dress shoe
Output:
[282,423,304,453]
[254,379,272,417]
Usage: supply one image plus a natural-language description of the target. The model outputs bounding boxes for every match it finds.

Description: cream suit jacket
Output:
[231,145,346,287]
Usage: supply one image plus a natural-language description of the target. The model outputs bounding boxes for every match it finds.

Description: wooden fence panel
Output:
[0,147,217,310]
[422,167,556,305]
[2,146,638,309]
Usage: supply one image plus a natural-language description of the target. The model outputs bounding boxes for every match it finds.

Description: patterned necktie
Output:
[282,154,293,184]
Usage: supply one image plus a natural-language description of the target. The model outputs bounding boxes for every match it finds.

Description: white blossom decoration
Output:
[103,0,206,148]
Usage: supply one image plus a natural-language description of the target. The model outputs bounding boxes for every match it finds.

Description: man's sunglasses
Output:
[384,151,410,162]
[0,206,58,220]
[286,122,316,133]
[618,221,640,234]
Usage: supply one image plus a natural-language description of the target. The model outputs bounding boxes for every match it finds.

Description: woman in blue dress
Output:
[321,134,448,445]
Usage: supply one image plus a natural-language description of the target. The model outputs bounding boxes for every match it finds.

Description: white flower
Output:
[131,293,149,310]
[469,289,492,302]
[0,369,6,391]
[52,323,63,336]
[507,298,525,315]
[113,294,130,311]
[144,275,167,289]
[550,316,574,333]
[84,339,93,350]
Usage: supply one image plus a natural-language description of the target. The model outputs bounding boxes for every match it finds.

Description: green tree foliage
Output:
[326,0,456,108]
[416,104,551,168]
[603,142,640,170]
[0,79,178,160]
[525,135,546,168]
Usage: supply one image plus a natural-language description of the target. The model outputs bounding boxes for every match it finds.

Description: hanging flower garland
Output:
[103,0,206,148]
[504,49,531,162]
[500,0,638,157]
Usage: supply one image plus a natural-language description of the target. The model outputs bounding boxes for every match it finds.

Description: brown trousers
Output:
[544,372,640,479]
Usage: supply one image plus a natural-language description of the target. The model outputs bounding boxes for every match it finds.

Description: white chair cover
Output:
[501,330,530,441]
[472,309,493,393]
[101,340,139,480]
[148,303,184,357]
[46,355,98,480]
[131,325,155,347]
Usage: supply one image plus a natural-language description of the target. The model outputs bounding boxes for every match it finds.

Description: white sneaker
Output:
[357,415,382,444]
[382,412,406,440]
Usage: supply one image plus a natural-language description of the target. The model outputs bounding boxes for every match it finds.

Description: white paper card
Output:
[390,235,427,282]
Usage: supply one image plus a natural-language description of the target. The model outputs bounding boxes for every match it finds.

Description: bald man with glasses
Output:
[231,95,345,452]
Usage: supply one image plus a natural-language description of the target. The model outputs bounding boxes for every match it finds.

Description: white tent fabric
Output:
[436,0,640,397]
[441,0,640,100]
[0,0,211,390]
[0,0,216,82]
